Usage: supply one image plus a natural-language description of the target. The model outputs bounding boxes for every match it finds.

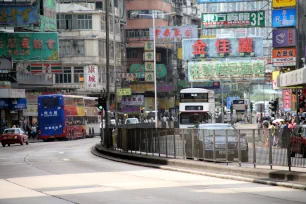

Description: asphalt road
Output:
[0,137,305,204]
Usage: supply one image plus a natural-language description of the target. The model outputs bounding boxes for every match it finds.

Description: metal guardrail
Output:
[102,126,306,171]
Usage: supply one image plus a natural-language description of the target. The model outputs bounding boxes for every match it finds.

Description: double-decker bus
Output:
[38,94,101,140]
[179,88,215,128]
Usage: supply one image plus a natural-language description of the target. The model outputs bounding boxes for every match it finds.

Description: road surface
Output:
[0,137,305,204]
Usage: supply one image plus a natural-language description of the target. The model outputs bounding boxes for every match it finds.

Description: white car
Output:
[125,118,139,124]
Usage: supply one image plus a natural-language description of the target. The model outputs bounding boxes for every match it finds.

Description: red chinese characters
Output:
[184,29,192,37]
[215,39,230,54]
[192,40,207,55]
[163,28,171,37]
[155,28,161,38]
[238,38,253,53]
[46,39,55,49]
[173,28,181,37]
[21,38,30,49]
[33,39,43,49]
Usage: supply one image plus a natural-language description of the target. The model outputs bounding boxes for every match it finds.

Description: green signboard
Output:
[0,32,59,61]
[188,60,265,82]
[202,11,265,29]
[129,64,167,79]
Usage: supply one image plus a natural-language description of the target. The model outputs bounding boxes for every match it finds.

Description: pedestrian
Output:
[267,121,275,147]
[12,124,16,128]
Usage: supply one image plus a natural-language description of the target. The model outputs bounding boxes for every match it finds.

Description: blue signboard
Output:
[272,8,296,28]
[198,0,258,2]
[0,99,9,109]
[226,97,240,109]
[0,4,39,26]
[11,98,27,109]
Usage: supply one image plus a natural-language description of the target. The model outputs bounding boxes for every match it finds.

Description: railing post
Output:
[287,129,292,171]
[145,129,148,156]
[252,129,256,168]
[269,129,272,169]
[139,129,142,155]
[134,129,136,154]
[238,129,241,167]
[166,130,168,158]
[213,130,216,162]
[192,130,194,159]
[152,129,154,156]
[202,129,205,161]
[225,129,229,165]
[158,130,160,157]
[173,130,176,158]
[182,129,185,159]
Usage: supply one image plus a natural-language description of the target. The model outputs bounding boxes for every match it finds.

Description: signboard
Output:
[144,52,154,61]
[122,95,144,106]
[11,98,27,110]
[23,104,38,116]
[17,72,53,85]
[117,88,132,96]
[272,8,296,28]
[0,32,59,61]
[272,0,296,8]
[182,37,263,60]
[188,60,265,82]
[283,89,291,112]
[178,48,182,60]
[30,63,62,73]
[0,4,39,26]
[272,48,296,67]
[202,11,265,29]
[226,97,240,109]
[144,62,154,72]
[272,71,280,90]
[178,81,220,89]
[130,64,167,79]
[272,29,296,48]
[0,99,9,109]
[0,58,12,70]
[198,0,259,2]
[117,73,137,78]
[145,72,154,82]
[144,41,154,51]
[157,85,174,92]
[121,106,140,113]
[85,65,99,90]
[150,25,198,43]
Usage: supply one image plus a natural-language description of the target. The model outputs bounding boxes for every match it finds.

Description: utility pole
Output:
[112,0,118,126]
[105,0,111,148]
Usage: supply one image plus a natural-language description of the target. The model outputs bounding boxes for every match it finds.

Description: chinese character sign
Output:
[188,60,265,82]
[122,95,144,106]
[272,29,296,48]
[0,4,39,26]
[283,89,291,112]
[272,48,296,67]
[85,65,99,90]
[202,11,265,29]
[0,32,59,61]
[272,8,296,28]
[149,26,198,43]
[117,88,132,96]
[272,0,296,8]
[144,41,154,51]
[182,37,263,60]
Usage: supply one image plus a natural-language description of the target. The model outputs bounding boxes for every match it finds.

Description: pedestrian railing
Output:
[101,126,306,171]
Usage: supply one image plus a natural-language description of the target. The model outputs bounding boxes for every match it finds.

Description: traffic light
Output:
[95,96,107,111]
[269,100,277,112]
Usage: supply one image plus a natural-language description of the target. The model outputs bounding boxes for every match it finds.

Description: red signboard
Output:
[283,89,291,112]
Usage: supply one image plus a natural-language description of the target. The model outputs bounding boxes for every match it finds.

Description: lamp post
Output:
[138,12,175,128]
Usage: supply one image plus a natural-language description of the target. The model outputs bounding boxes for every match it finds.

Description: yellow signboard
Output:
[145,72,154,82]
[178,48,182,60]
[144,41,154,51]
[144,52,154,61]
[272,71,280,90]
[272,0,296,8]
[117,88,132,96]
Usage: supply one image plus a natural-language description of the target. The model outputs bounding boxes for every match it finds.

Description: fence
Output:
[102,126,306,171]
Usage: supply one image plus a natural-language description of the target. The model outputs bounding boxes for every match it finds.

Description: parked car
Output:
[125,118,139,124]
[185,124,248,162]
[0,128,29,147]
[290,125,306,158]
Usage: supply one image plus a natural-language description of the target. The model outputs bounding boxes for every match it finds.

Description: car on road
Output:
[290,125,306,158]
[125,118,139,124]
[0,128,29,147]
[185,124,248,162]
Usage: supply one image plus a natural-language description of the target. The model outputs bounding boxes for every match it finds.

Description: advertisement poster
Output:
[272,48,296,67]
[272,8,296,28]
[0,4,39,26]
[272,29,296,48]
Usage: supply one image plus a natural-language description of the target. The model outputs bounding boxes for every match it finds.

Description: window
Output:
[77,14,92,29]
[109,43,114,58]
[59,40,72,57]
[115,18,120,33]
[109,16,113,32]
[74,67,84,83]
[127,50,137,59]
[101,15,105,31]
[126,29,150,38]
[116,42,121,59]
[42,98,59,108]
[96,2,103,10]
[57,14,72,29]
[128,10,168,19]
[72,40,85,56]
[55,67,72,83]
[99,40,106,57]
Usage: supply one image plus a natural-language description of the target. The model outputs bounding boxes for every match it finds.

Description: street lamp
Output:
[136,11,175,128]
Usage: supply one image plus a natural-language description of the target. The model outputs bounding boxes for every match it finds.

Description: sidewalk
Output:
[93,144,306,190]
[28,138,43,143]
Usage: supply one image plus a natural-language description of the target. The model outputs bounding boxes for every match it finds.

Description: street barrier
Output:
[101,126,306,171]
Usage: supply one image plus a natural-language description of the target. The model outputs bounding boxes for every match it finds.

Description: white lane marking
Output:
[59,152,64,154]
[62,158,70,161]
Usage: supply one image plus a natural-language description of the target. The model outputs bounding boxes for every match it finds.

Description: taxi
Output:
[0,128,29,147]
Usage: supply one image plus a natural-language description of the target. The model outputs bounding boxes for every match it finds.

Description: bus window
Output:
[72,116,85,125]
[180,113,210,124]
[42,97,58,108]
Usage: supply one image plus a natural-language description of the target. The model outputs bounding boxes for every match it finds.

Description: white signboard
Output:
[23,104,38,116]
[122,95,144,106]
[85,65,99,90]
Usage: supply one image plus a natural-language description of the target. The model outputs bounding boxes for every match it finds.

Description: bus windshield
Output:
[180,112,210,124]
[180,93,208,102]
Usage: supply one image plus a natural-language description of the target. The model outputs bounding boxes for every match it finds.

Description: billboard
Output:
[272,0,296,8]
[272,48,296,67]
[283,89,291,112]
[0,32,59,61]
[202,11,265,29]
[117,88,132,96]
[272,29,296,48]
[0,4,39,26]
[272,8,296,28]
[85,65,99,90]
[198,0,258,2]
[182,37,263,60]
[17,63,53,85]
[272,71,280,90]
[188,60,265,82]
[150,25,197,43]
[122,95,144,106]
